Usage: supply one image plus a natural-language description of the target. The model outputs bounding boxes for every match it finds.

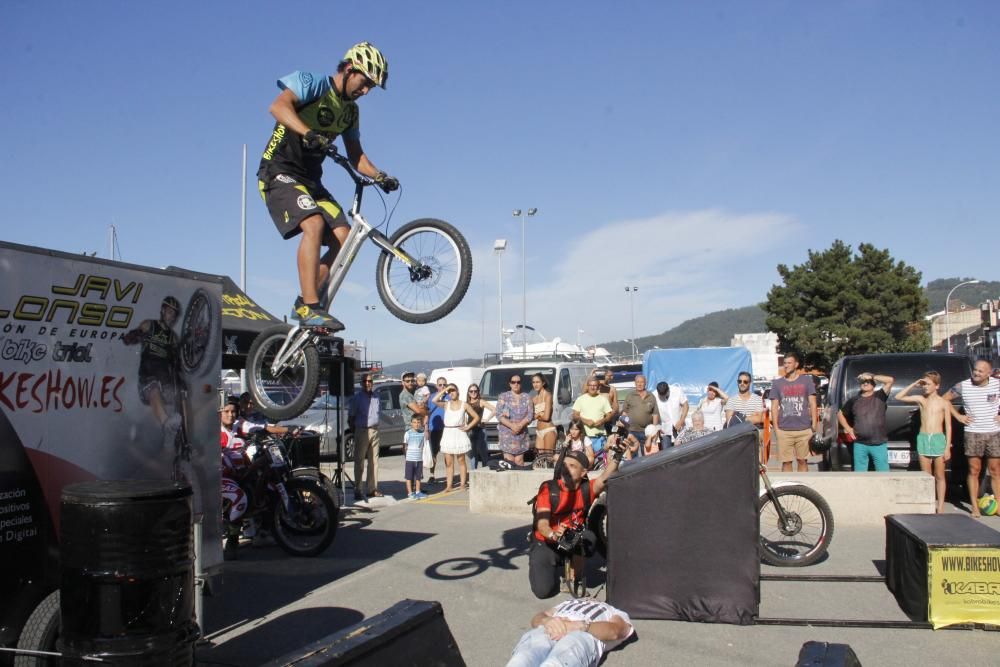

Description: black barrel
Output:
[59,480,198,666]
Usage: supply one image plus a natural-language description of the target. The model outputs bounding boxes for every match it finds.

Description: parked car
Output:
[429,366,485,400]
[283,381,406,461]
[478,361,596,451]
[817,353,973,486]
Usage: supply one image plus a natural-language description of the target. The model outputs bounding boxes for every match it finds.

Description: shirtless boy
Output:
[896,371,952,514]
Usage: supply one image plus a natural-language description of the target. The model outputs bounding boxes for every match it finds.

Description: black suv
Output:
[818,353,973,484]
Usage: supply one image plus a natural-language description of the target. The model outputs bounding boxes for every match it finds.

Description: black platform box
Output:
[606,425,760,623]
[886,513,1000,627]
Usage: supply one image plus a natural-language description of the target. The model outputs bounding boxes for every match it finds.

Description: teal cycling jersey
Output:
[258,71,361,189]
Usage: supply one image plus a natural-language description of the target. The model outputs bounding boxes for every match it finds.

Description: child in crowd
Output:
[564,419,595,468]
[896,371,952,514]
[403,415,428,500]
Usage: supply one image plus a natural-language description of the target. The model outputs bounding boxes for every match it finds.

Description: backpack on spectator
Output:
[527,479,592,536]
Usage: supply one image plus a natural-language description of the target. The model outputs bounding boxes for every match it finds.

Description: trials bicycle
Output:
[247,147,473,420]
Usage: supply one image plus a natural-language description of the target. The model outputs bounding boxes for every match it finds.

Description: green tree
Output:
[764,241,929,370]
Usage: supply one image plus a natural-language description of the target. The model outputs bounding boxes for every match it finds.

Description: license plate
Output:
[488,441,500,451]
[888,449,910,466]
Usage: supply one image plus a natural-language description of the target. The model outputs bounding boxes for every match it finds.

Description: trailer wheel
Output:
[14,590,59,666]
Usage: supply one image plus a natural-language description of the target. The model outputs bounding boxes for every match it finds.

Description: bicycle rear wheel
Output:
[758,485,834,567]
[376,218,472,324]
[246,325,320,421]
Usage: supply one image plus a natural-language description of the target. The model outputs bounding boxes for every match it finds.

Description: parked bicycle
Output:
[757,455,834,567]
[587,441,835,567]
[247,146,473,421]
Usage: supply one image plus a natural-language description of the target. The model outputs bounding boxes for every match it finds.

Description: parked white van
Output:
[429,366,485,400]
[477,361,596,451]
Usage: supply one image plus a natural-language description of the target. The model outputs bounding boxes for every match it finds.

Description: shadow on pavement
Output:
[202,514,435,641]
[423,525,609,592]
[197,607,366,666]
[425,526,532,581]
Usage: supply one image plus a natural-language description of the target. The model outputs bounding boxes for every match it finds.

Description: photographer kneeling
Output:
[529,436,624,599]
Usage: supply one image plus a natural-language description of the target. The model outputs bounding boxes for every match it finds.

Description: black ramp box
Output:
[886,513,1000,627]
[607,425,760,623]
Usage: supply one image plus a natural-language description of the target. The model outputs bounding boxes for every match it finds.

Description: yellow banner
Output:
[929,547,1000,629]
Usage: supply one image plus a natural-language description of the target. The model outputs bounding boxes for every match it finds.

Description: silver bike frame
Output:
[267,183,417,376]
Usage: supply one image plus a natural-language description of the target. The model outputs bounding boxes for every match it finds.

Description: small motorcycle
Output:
[223,432,339,557]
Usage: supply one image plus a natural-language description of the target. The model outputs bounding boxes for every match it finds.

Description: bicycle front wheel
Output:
[376,218,472,324]
[246,325,320,421]
[758,485,834,567]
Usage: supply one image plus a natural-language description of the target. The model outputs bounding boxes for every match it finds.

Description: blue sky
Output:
[3,1,998,365]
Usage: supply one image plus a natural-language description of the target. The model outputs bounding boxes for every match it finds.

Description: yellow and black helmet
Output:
[342,41,389,89]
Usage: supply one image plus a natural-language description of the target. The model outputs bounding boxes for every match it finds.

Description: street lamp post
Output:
[625,286,638,359]
[493,239,507,358]
[945,280,981,353]
[513,208,537,360]
[363,304,376,367]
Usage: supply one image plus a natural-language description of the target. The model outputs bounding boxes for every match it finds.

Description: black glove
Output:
[374,171,399,193]
[302,130,330,151]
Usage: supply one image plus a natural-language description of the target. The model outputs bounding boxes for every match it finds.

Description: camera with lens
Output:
[556,525,584,554]
[613,414,631,439]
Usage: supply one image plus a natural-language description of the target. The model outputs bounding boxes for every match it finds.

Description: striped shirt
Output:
[549,599,633,654]
[951,378,1000,434]
[726,393,765,420]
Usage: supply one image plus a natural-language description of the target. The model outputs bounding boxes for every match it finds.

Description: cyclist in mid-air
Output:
[257,41,399,329]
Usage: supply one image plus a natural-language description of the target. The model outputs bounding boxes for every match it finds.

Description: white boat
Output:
[501,325,613,363]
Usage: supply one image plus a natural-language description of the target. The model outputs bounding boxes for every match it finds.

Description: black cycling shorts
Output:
[258,175,348,240]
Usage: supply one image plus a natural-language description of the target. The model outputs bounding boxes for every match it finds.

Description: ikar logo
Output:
[940,579,1000,596]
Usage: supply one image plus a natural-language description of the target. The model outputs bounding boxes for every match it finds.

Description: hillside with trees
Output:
[383,274,998,374]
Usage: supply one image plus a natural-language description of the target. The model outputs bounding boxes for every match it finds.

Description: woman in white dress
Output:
[697,381,729,431]
[432,383,481,492]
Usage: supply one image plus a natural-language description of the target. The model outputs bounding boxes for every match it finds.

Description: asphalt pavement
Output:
[197,453,1000,666]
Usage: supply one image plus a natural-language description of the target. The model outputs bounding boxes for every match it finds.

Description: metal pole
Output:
[498,250,503,355]
[521,211,526,361]
[193,519,204,634]
[945,280,980,353]
[513,209,536,361]
[241,144,247,291]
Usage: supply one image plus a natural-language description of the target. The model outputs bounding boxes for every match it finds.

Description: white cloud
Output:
[509,209,800,349]
[245,209,801,365]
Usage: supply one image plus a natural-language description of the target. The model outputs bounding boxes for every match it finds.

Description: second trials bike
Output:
[586,435,835,567]
[247,146,473,421]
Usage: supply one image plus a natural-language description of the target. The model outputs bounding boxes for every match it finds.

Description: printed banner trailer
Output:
[929,547,1000,629]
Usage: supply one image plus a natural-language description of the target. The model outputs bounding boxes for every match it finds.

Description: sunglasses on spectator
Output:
[738,380,750,385]
[510,379,521,384]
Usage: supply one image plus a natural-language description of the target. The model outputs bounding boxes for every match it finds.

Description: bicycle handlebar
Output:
[323,145,375,188]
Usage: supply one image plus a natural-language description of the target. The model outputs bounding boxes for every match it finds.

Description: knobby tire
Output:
[376,218,473,324]
[246,325,320,421]
[758,485,835,567]
[271,477,339,557]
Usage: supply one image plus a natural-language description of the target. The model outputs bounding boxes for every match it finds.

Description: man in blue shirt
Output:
[350,374,382,502]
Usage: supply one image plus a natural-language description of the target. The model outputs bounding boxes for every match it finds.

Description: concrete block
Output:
[469,469,552,517]
[469,469,936,525]
[766,472,935,524]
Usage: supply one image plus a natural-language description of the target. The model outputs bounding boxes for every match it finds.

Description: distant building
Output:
[928,300,981,349]
[936,299,1000,362]
[731,332,780,379]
